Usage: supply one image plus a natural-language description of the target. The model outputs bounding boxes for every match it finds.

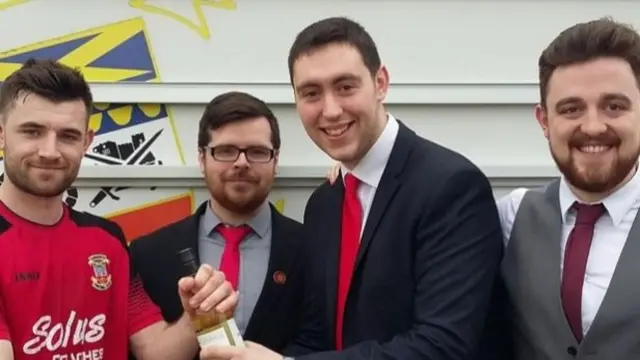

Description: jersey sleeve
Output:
[0,300,10,340]
[128,275,164,336]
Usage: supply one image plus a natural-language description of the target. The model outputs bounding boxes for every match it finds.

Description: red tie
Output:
[561,202,605,342]
[335,173,362,350]
[217,224,251,291]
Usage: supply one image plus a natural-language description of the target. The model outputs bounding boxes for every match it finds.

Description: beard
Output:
[207,167,271,214]
[3,154,77,198]
[551,129,639,193]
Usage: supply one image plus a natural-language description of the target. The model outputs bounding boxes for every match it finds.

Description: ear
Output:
[535,104,550,139]
[198,147,205,174]
[83,129,95,153]
[375,65,390,102]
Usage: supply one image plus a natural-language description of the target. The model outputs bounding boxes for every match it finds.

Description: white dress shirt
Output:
[340,114,399,237]
[496,168,640,336]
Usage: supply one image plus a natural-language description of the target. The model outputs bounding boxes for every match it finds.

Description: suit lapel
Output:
[244,206,297,337]
[582,208,640,343]
[354,123,414,268]
[325,177,345,333]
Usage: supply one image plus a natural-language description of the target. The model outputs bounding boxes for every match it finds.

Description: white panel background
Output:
[3,0,634,221]
[76,103,556,221]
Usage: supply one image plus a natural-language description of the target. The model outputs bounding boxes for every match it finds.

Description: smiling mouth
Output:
[227,179,253,183]
[576,145,612,154]
[322,122,353,138]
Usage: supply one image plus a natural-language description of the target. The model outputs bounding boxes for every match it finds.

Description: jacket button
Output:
[567,346,577,356]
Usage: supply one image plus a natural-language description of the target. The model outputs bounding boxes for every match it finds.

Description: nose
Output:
[581,110,608,136]
[233,151,249,168]
[321,94,343,119]
[37,133,61,159]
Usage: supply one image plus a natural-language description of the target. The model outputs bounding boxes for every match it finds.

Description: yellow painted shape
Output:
[274,198,285,214]
[0,18,152,82]
[0,0,29,12]
[0,16,188,165]
[129,0,236,40]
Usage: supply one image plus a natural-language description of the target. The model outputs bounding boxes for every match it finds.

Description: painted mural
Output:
[0,1,288,240]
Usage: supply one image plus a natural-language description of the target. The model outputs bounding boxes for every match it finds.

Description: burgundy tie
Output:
[561,202,605,342]
[335,173,362,350]
[217,224,251,291]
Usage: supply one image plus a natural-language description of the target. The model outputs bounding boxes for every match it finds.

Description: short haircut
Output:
[197,91,281,149]
[0,58,93,119]
[538,17,640,107]
[287,16,381,82]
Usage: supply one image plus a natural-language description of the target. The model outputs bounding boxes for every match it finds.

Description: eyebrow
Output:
[17,121,45,130]
[212,142,272,148]
[554,97,582,111]
[554,93,632,111]
[601,93,631,103]
[18,121,83,136]
[296,74,361,91]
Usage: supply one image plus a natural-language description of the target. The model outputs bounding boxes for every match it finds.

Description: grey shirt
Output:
[198,201,272,334]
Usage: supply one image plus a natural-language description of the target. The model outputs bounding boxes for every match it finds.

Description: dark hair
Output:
[287,16,381,83]
[0,58,93,118]
[197,91,281,149]
[539,17,640,107]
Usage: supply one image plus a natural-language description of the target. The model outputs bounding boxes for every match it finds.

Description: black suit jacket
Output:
[285,121,510,360]
[129,201,305,357]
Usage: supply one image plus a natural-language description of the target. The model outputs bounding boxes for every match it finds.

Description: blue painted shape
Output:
[0,35,98,63]
[88,32,156,82]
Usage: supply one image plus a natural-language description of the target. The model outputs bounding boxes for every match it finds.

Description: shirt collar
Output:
[340,113,399,188]
[559,165,640,226]
[202,200,271,239]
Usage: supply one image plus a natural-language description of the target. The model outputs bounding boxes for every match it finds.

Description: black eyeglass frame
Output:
[201,145,277,163]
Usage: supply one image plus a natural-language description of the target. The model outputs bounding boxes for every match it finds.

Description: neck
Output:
[570,164,638,203]
[0,180,63,225]
[208,198,260,225]
[343,109,388,170]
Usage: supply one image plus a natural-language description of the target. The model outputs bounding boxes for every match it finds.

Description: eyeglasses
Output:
[204,145,275,163]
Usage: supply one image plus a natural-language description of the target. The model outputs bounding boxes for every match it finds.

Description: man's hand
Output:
[178,264,238,315]
[327,162,341,185]
[200,341,283,360]
[0,340,13,360]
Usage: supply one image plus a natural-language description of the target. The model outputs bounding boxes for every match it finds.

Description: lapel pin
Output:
[273,270,286,285]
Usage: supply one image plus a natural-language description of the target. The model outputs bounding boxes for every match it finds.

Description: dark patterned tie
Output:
[561,202,605,342]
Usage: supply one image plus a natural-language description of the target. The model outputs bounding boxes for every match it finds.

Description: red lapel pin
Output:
[273,270,286,285]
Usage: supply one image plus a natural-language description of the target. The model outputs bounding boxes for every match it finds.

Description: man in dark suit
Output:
[201,17,506,360]
[129,91,304,358]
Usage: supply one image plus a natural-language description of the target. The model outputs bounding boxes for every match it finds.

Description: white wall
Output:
[0,0,630,235]
[75,102,555,222]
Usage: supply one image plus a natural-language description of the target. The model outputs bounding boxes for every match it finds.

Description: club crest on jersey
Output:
[88,254,112,291]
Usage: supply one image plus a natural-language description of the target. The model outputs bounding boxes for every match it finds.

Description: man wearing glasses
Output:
[128,91,305,359]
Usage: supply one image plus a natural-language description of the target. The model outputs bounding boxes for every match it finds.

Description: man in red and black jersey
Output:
[0,59,239,360]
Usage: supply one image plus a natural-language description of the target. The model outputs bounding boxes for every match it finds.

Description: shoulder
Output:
[403,138,493,203]
[273,209,303,231]
[496,188,529,218]
[129,215,191,254]
[414,136,487,180]
[271,209,304,250]
[496,188,529,244]
[302,180,335,221]
[67,209,127,249]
